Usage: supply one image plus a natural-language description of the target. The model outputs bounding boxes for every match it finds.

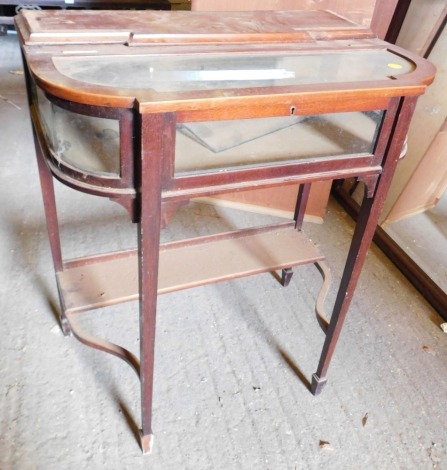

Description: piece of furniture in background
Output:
[381,1,447,223]
[381,2,447,319]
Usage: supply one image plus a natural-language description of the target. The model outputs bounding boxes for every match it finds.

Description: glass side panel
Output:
[53,50,414,92]
[175,111,383,174]
[35,88,120,176]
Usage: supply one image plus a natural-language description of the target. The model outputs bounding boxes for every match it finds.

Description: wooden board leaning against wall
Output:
[381,0,447,224]
[191,0,400,222]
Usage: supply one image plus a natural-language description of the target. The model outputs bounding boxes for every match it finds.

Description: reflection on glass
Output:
[53,50,414,92]
[175,111,383,174]
[35,88,120,176]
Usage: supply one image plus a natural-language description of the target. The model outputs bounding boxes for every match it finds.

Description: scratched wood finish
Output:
[21,9,368,44]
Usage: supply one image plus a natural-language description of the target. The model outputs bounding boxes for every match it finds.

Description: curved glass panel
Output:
[35,88,120,176]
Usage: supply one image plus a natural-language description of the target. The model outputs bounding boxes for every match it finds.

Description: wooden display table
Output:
[16,9,435,453]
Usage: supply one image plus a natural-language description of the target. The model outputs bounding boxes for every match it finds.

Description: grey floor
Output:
[2,31,447,470]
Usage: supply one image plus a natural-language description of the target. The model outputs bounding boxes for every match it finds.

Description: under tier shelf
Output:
[57,223,323,314]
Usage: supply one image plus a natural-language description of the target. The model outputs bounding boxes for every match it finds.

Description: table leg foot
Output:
[60,316,72,336]
[140,432,154,454]
[311,373,327,396]
[281,268,294,287]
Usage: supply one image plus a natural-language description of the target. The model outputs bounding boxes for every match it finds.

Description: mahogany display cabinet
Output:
[16,9,435,453]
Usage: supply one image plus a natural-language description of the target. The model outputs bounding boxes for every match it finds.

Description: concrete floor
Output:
[2,31,447,469]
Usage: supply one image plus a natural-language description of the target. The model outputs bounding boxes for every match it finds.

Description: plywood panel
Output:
[207,181,332,222]
[396,0,447,56]
[381,20,447,223]
[384,119,447,222]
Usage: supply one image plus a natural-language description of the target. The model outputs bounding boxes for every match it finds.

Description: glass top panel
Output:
[53,50,414,92]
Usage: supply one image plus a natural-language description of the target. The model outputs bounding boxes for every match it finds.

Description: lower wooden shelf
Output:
[57,222,324,314]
